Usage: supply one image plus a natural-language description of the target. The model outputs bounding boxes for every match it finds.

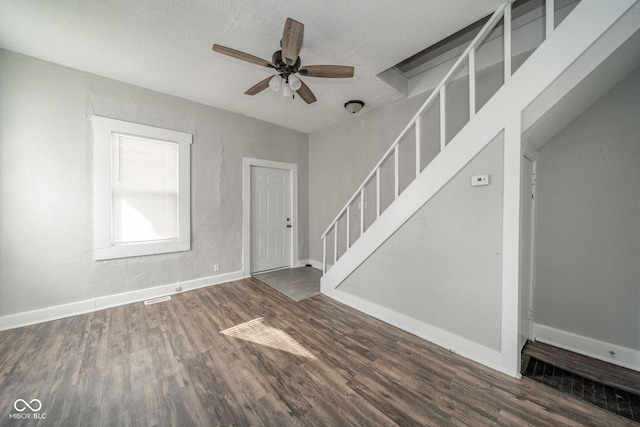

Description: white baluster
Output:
[469,47,476,119]
[415,118,421,178]
[504,2,512,82]
[346,206,350,249]
[546,0,555,38]
[322,236,326,273]
[440,85,447,151]
[376,168,381,219]
[333,222,338,264]
[394,145,399,199]
[360,188,365,235]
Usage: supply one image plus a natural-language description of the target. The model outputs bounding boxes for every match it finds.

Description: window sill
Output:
[94,240,190,261]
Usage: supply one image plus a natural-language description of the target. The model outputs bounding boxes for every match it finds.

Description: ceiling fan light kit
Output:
[344,100,364,114]
[269,75,283,91]
[212,17,354,105]
[288,74,302,91]
[283,82,294,98]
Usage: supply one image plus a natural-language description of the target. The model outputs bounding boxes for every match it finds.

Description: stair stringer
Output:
[321,0,640,377]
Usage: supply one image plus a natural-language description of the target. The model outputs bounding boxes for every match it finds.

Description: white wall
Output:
[534,66,640,351]
[0,49,309,319]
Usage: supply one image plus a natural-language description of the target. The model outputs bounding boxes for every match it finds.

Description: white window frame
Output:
[92,116,192,260]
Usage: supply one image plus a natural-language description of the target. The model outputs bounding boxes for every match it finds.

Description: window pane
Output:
[112,134,179,243]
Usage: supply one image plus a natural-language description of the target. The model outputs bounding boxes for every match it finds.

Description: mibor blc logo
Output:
[9,399,46,420]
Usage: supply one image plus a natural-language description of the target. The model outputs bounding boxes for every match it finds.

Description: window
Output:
[93,116,192,260]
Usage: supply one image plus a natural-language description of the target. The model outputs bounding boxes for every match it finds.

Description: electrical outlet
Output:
[174,286,182,292]
[214,263,220,272]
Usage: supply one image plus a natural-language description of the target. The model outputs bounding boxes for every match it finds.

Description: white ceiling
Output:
[0,0,504,133]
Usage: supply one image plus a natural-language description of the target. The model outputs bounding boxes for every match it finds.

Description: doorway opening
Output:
[242,158,299,276]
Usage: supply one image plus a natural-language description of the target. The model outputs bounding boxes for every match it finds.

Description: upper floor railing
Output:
[321,0,559,274]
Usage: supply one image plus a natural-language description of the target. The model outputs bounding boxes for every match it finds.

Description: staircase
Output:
[319,0,640,376]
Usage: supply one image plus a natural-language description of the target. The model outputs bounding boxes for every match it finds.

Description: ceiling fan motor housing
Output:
[272,50,301,78]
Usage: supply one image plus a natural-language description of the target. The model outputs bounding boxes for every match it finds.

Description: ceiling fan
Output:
[212,18,354,104]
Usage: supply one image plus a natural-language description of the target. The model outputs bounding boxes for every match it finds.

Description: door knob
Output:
[286,224,292,228]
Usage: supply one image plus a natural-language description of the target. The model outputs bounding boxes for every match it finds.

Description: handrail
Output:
[318,0,561,275]
[321,1,510,240]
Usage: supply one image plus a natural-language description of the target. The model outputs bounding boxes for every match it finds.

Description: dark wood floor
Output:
[0,278,635,426]
[523,340,640,396]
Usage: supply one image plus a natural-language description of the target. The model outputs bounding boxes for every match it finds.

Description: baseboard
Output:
[0,270,248,331]
[322,286,516,377]
[297,258,323,270]
[533,323,640,372]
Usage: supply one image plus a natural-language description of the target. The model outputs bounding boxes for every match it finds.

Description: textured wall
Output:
[535,67,640,350]
[308,92,430,263]
[0,49,308,316]
[308,53,518,262]
[339,136,505,350]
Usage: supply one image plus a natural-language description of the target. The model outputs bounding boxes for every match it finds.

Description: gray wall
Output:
[535,67,640,350]
[309,54,517,263]
[0,49,309,316]
[307,53,514,351]
[339,136,505,350]
[308,92,429,263]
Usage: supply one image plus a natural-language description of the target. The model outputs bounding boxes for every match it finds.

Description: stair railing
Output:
[321,0,557,274]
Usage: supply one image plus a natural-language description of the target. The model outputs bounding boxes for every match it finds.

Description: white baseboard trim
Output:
[533,323,640,372]
[0,270,248,331]
[322,285,515,377]
[297,258,323,270]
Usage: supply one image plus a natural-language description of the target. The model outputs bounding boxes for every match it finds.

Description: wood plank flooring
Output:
[0,277,636,426]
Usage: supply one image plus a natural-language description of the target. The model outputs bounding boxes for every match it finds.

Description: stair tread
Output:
[523,341,640,395]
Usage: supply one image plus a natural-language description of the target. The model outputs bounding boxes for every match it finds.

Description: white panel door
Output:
[250,166,291,273]
[519,156,536,351]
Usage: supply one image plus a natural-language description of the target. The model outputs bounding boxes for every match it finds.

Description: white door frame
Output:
[522,146,538,343]
[242,157,299,277]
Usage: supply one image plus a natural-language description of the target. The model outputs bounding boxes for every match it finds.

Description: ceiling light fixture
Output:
[269,75,283,91]
[344,100,364,114]
[288,74,302,91]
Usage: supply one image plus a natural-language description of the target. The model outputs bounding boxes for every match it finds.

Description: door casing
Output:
[242,157,298,277]
[519,152,537,351]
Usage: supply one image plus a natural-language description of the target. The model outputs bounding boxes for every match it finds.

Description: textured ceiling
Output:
[0,0,504,133]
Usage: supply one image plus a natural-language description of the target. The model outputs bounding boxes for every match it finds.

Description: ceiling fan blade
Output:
[281,18,304,65]
[296,79,317,104]
[299,65,354,78]
[245,76,273,95]
[212,44,273,68]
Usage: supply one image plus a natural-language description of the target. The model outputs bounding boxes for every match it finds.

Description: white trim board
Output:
[242,157,299,277]
[322,286,514,378]
[299,258,323,270]
[533,323,640,372]
[500,115,523,376]
[0,270,247,331]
